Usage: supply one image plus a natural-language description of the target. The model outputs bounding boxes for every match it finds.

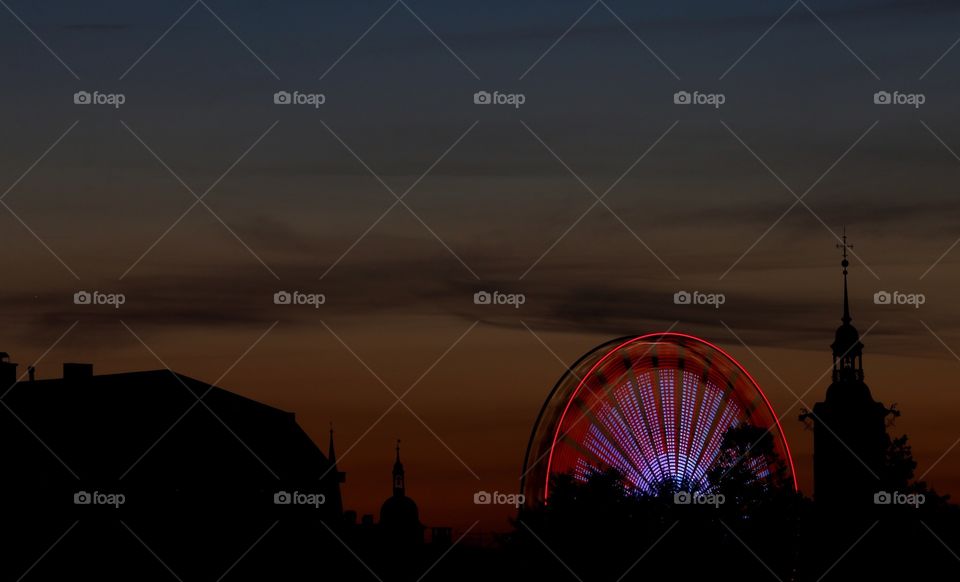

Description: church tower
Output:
[380,440,423,546]
[807,234,892,509]
[326,425,346,517]
[392,440,405,497]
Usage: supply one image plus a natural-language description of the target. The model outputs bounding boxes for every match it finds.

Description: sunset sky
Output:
[4,0,960,533]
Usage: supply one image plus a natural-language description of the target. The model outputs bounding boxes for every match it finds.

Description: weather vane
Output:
[836,227,853,273]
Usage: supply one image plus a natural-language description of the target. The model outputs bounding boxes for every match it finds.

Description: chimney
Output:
[28,366,35,382]
[63,363,93,381]
[0,352,17,387]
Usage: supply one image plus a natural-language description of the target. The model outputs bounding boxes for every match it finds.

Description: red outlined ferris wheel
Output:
[521,332,797,506]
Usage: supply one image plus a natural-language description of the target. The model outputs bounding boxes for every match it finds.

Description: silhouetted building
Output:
[0,358,356,579]
[806,238,894,510]
[0,352,17,387]
[379,440,424,546]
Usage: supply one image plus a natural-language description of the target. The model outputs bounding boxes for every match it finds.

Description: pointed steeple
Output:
[831,229,864,382]
[392,439,405,497]
[328,422,346,485]
[839,229,852,326]
[328,422,337,465]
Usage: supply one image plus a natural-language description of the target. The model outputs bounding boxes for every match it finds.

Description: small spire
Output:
[395,439,401,463]
[836,228,853,325]
[328,422,337,464]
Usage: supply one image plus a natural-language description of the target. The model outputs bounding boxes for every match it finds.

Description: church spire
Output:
[838,229,852,325]
[831,229,864,382]
[328,422,337,465]
[392,439,405,497]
